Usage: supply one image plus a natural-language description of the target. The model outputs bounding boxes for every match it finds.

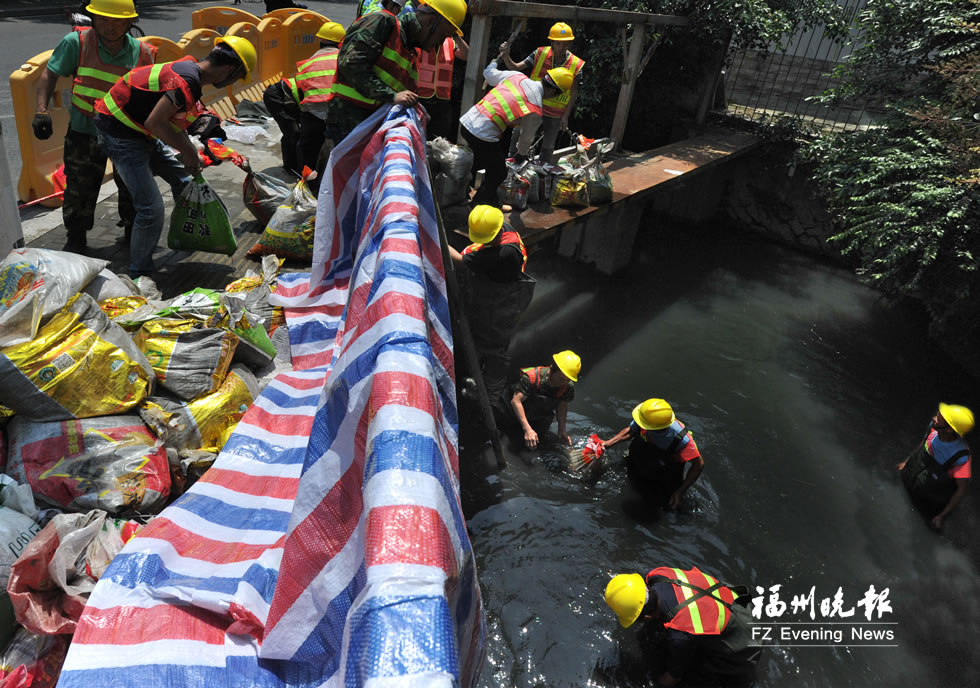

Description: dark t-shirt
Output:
[96,61,203,139]
[462,243,524,283]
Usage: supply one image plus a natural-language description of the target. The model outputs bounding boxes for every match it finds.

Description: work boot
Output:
[62,231,87,255]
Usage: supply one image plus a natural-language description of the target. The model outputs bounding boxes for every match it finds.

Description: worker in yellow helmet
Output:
[499,21,586,164]
[899,402,974,529]
[602,398,705,510]
[450,205,533,401]
[604,567,759,687]
[33,0,156,254]
[94,36,255,277]
[510,350,581,448]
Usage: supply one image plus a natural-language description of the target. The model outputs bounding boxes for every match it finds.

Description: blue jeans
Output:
[98,132,191,275]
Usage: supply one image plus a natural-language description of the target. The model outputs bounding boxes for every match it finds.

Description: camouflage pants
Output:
[63,128,135,237]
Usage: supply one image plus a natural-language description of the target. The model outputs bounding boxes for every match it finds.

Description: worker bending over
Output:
[33,0,155,254]
[510,350,581,448]
[449,205,533,401]
[603,398,704,510]
[899,402,973,529]
[95,37,255,278]
[604,567,760,687]
[499,21,585,164]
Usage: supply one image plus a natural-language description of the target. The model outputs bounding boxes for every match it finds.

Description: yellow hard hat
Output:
[422,0,467,38]
[605,574,647,628]
[552,350,581,382]
[468,205,504,244]
[86,0,137,19]
[316,21,346,44]
[632,398,675,431]
[545,67,574,94]
[214,36,257,82]
[939,403,974,436]
[548,22,575,41]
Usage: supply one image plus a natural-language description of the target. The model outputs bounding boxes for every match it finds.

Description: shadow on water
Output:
[458,221,980,687]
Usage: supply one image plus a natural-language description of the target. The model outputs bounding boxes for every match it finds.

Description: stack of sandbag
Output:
[428,136,474,207]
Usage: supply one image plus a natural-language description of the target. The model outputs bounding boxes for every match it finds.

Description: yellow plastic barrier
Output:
[263,8,329,25]
[191,6,259,35]
[224,22,267,110]
[256,17,285,84]
[10,51,71,206]
[282,12,323,75]
[141,36,183,64]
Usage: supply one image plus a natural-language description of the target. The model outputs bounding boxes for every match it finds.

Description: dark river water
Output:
[458,223,980,688]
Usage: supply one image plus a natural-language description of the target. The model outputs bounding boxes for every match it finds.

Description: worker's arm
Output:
[556,399,570,446]
[144,97,202,175]
[453,37,469,61]
[667,455,704,510]
[497,42,527,72]
[35,68,59,114]
[483,60,523,89]
[511,390,538,448]
[602,426,632,450]
[932,478,969,529]
[448,245,463,265]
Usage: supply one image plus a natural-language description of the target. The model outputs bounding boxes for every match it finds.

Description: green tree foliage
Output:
[805,1,980,338]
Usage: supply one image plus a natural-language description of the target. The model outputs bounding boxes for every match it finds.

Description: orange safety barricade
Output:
[256,17,285,83]
[224,22,266,109]
[10,51,71,206]
[191,6,259,35]
[141,36,182,64]
[282,12,323,76]
[263,8,329,25]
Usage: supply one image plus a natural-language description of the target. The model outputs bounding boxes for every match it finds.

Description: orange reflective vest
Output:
[645,566,738,636]
[331,11,418,110]
[416,37,454,100]
[521,365,569,398]
[95,57,200,136]
[529,47,585,118]
[474,75,541,134]
[72,27,156,118]
[282,76,301,108]
[295,46,339,107]
[461,230,527,271]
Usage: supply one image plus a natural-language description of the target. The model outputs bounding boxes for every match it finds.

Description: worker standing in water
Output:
[449,205,533,403]
[899,403,973,529]
[602,398,704,510]
[499,22,585,164]
[510,350,581,448]
[33,0,156,254]
[604,567,760,687]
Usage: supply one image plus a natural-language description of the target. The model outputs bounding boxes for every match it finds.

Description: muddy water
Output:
[458,224,980,687]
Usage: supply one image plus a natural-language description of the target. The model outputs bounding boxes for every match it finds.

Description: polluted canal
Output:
[458,221,980,687]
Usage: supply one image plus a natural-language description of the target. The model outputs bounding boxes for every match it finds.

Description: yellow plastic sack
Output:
[140,365,259,453]
[0,294,154,421]
[550,173,590,208]
[132,319,239,401]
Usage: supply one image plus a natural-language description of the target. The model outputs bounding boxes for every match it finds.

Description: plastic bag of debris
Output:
[5,415,170,515]
[0,294,155,421]
[239,157,293,224]
[0,249,107,348]
[141,364,259,454]
[132,319,239,401]
[0,627,69,688]
[551,168,590,208]
[167,173,237,256]
[249,169,318,260]
[497,163,530,210]
[429,137,473,207]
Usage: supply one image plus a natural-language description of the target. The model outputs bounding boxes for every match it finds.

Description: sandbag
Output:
[132,318,239,401]
[167,173,237,256]
[141,365,259,453]
[523,164,541,204]
[551,169,590,208]
[586,161,614,205]
[0,293,155,421]
[497,165,530,210]
[80,268,135,302]
[0,507,41,589]
[0,627,68,688]
[4,415,171,515]
[248,173,318,260]
[0,249,107,348]
[240,158,293,225]
[429,136,473,208]
[6,510,135,636]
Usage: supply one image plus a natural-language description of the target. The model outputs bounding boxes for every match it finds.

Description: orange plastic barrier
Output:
[263,8,329,25]
[141,36,183,63]
[282,12,323,75]
[191,6,259,35]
